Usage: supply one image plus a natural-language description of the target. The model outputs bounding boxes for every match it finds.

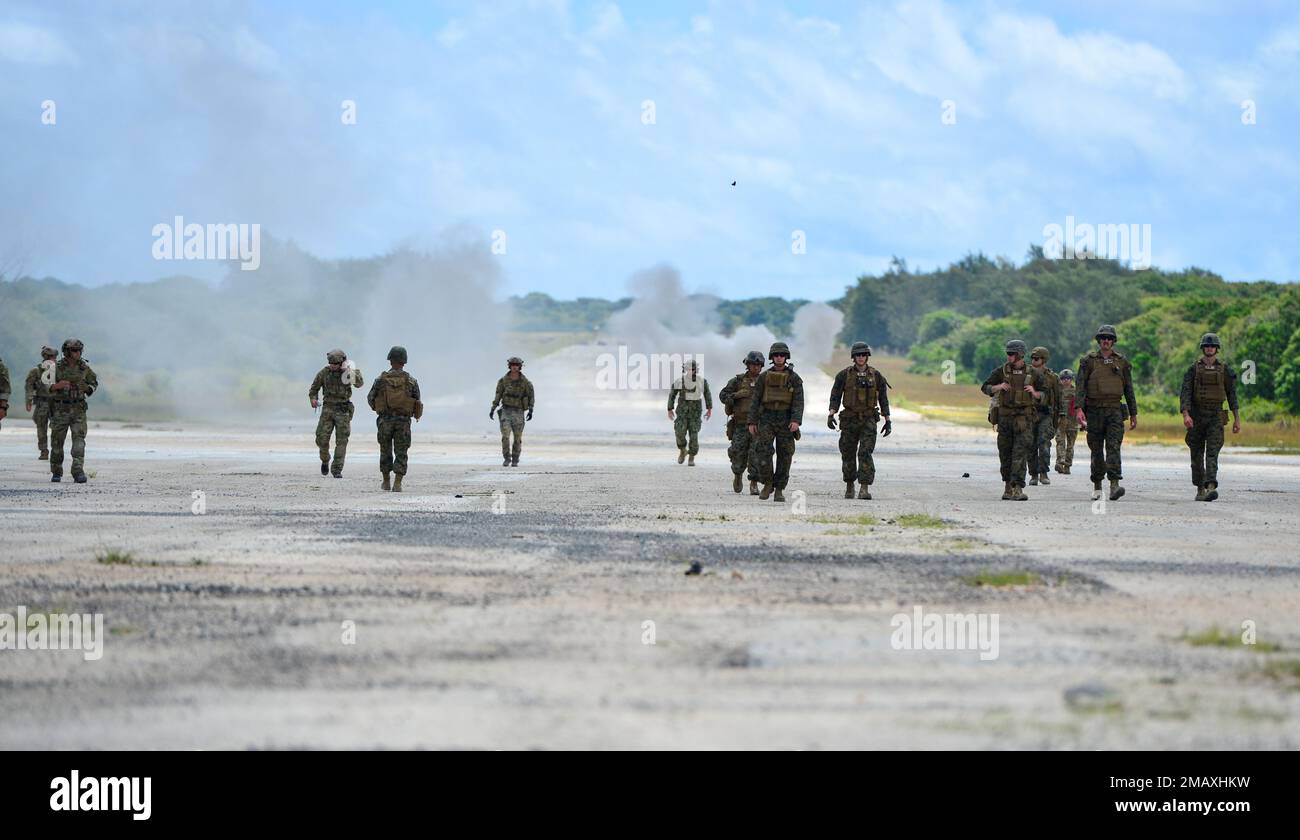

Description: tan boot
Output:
[392,474,403,492]
[677,448,686,464]
[1001,481,1012,500]
[733,473,743,493]
[688,453,695,466]
[1109,479,1124,501]
[773,488,785,502]
[1195,484,1208,501]
[857,484,872,500]
[1029,474,1038,486]
[844,481,854,499]
[1012,483,1028,501]
[749,480,759,496]
[1204,481,1218,502]
[1039,472,1050,485]
[759,482,773,500]
[39,450,49,461]
[381,472,391,491]
[1091,481,1102,501]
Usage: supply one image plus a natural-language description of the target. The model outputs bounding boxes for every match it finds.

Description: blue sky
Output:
[2,0,1299,300]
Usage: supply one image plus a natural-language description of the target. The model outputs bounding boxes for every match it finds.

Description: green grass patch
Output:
[821,528,872,536]
[963,570,1044,588]
[95,549,137,566]
[808,514,880,526]
[1259,659,1300,685]
[894,513,948,529]
[1182,625,1281,652]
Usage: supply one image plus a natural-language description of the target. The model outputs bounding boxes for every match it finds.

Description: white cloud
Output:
[0,21,75,65]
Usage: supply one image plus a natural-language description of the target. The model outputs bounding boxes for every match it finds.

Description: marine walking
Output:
[48,339,99,484]
[667,358,711,466]
[24,346,58,460]
[1074,324,1137,501]
[309,349,363,477]
[982,339,1049,500]
[1181,333,1241,502]
[490,356,535,467]
[718,351,764,494]
[828,341,892,500]
[367,346,422,492]
[747,342,803,502]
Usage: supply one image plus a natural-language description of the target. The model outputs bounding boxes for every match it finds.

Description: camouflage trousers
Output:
[1085,406,1128,482]
[49,402,88,475]
[315,402,353,472]
[1031,410,1055,475]
[996,411,1035,486]
[673,404,703,455]
[33,399,50,454]
[752,411,797,490]
[1186,409,1226,486]
[499,406,526,459]
[726,419,759,480]
[376,415,412,476]
[1054,416,1078,469]
[838,411,878,485]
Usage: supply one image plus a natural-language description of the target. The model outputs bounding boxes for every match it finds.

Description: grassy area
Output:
[1259,659,1300,685]
[807,514,880,526]
[95,548,137,566]
[963,570,1044,587]
[893,513,948,529]
[1182,625,1282,652]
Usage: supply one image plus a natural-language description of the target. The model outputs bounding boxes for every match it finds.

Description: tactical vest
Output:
[1194,361,1226,410]
[29,367,52,400]
[997,366,1034,412]
[320,368,353,403]
[52,360,92,404]
[374,371,415,417]
[1085,355,1126,405]
[840,365,876,414]
[762,370,794,410]
[500,376,529,409]
[1057,384,1075,415]
[729,375,756,422]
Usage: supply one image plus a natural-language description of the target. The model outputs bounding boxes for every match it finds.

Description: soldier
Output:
[1027,346,1059,487]
[367,346,422,492]
[1053,368,1079,474]
[24,347,58,459]
[719,351,764,494]
[747,342,803,502]
[0,354,9,431]
[490,356,534,467]
[828,341,892,500]
[1181,333,1240,502]
[667,358,711,466]
[982,339,1049,501]
[309,349,364,478]
[47,338,99,484]
[1074,324,1138,501]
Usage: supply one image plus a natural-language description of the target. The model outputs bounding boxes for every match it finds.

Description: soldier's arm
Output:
[353,368,364,389]
[366,378,379,410]
[667,381,679,411]
[309,370,324,400]
[409,378,421,402]
[748,374,764,420]
[0,362,9,405]
[790,374,804,425]
[1225,367,1240,413]
[980,367,1002,397]
[525,379,535,409]
[491,378,504,410]
[703,379,712,410]
[876,371,891,416]
[1074,359,1089,412]
[1179,366,1195,415]
[1123,361,1137,416]
[718,376,736,407]
[81,366,98,398]
[26,368,39,401]
[828,369,845,412]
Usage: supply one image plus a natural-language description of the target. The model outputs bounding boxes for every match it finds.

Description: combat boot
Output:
[511,455,519,467]
[1204,481,1218,502]
[1195,485,1208,502]
[773,488,786,502]
[688,453,695,466]
[1001,481,1012,500]
[39,450,48,460]
[749,480,759,496]
[1011,483,1028,501]
[1039,472,1050,485]
[51,471,62,483]
[733,473,743,493]
[331,459,342,478]
[392,474,403,493]
[759,482,773,500]
[857,484,872,500]
[503,456,510,467]
[1091,481,1102,501]
[321,460,329,475]
[677,448,686,464]
[1028,474,1038,486]
[844,481,854,499]
[1109,479,1124,501]
[1061,466,1071,474]
[73,471,87,484]
[381,472,391,491]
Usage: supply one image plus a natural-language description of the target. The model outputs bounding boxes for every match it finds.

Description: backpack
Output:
[374,371,415,417]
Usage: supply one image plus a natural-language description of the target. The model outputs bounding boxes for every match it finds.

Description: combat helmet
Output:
[768,341,791,360]
[1199,333,1221,348]
[1005,339,1027,356]
[326,348,347,364]
[1031,346,1050,361]
[40,345,57,359]
[387,345,408,364]
[850,341,872,357]
[61,338,85,354]
[1059,368,1074,380]
[743,350,764,366]
[507,356,524,367]
[1095,324,1118,341]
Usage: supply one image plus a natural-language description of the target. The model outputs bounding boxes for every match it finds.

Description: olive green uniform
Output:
[26,364,54,456]
[49,357,99,478]
[748,366,804,491]
[309,365,364,475]
[1076,351,1137,483]
[1180,357,1238,488]
[982,363,1050,487]
[719,371,760,482]
[668,374,712,456]
[1054,381,1079,471]
[1031,367,1060,477]
[0,359,10,428]
[492,373,535,463]
[829,363,890,486]
[367,370,421,477]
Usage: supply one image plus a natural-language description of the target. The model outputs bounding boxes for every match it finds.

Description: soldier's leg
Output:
[1054,421,1068,470]
[1085,410,1106,483]
[70,409,88,476]
[773,425,795,490]
[858,419,878,486]
[1010,415,1032,487]
[49,410,70,474]
[315,410,333,464]
[754,422,776,486]
[499,414,512,459]
[1105,408,1125,481]
[687,412,701,455]
[1186,420,1206,487]
[673,412,689,451]
[837,418,859,483]
[332,406,352,473]
[392,419,412,475]
[510,413,524,460]
[1065,427,1077,468]
[996,417,1014,482]
[744,428,761,483]
[1202,413,1224,486]
[35,404,50,455]
[727,427,749,475]
[1037,414,1054,475]
[377,418,395,474]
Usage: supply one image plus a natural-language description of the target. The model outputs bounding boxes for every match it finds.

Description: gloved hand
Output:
[489,407,495,420]
[882,418,892,437]
[526,409,533,421]
[826,412,837,430]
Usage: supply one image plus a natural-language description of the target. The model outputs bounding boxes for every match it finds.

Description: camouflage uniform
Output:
[1054,375,1079,472]
[368,368,421,480]
[48,352,99,480]
[0,358,10,430]
[26,353,56,457]
[748,359,803,495]
[668,371,711,456]
[1029,351,1059,481]
[491,372,535,465]
[309,354,364,476]
[719,368,760,485]
[1180,355,1238,491]
[982,360,1050,492]
[829,362,890,487]
[1076,350,1137,484]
